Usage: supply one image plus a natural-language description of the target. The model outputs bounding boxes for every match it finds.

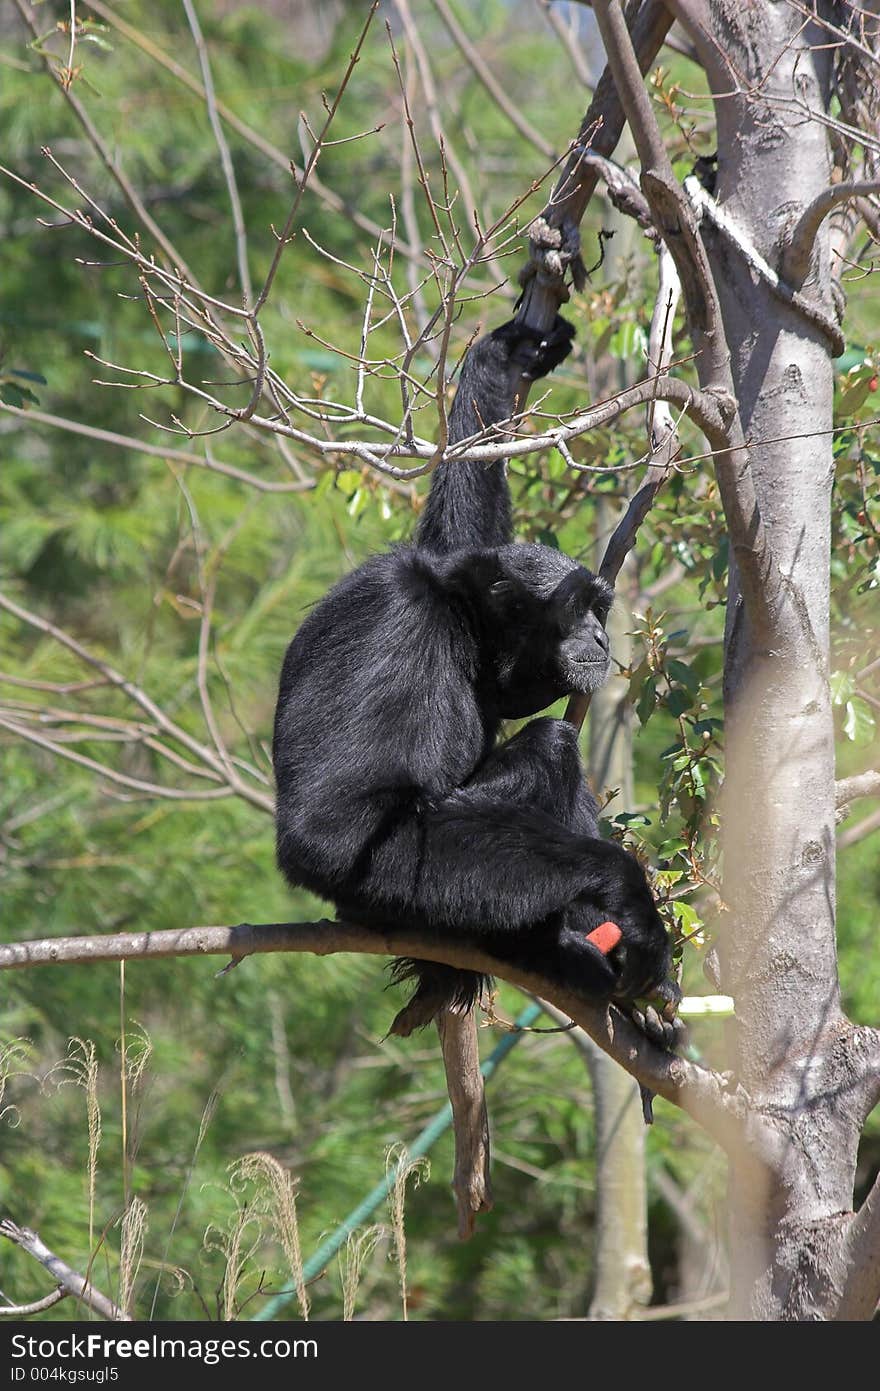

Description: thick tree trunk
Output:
[672,0,866,1318]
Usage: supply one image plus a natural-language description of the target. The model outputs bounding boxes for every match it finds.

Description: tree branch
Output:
[0,918,748,1151]
[12,0,199,287]
[836,1169,880,1320]
[838,806,880,849]
[0,1288,67,1317]
[581,151,655,231]
[430,0,554,160]
[0,402,313,494]
[517,0,675,333]
[0,590,273,814]
[0,1219,128,1322]
[564,246,683,731]
[783,180,880,286]
[181,0,252,305]
[590,0,784,651]
[835,770,880,809]
[84,0,421,262]
[684,176,846,356]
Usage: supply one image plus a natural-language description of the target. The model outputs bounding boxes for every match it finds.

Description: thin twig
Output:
[0,1219,129,1322]
[83,0,421,261]
[431,0,555,159]
[181,0,252,305]
[0,1288,67,1317]
[252,3,381,316]
[0,402,313,493]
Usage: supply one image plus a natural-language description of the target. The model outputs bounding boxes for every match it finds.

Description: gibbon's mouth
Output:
[562,651,611,694]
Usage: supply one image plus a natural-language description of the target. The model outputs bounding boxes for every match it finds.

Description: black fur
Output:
[273,316,671,1033]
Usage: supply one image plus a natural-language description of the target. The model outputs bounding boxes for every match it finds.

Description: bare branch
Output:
[0,714,236,803]
[582,151,655,230]
[517,0,675,332]
[84,0,420,262]
[253,3,381,317]
[191,370,721,470]
[12,0,199,287]
[181,0,252,305]
[431,0,555,159]
[0,591,273,814]
[564,248,682,731]
[590,0,783,651]
[835,770,880,810]
[537,0,593,86]
[0,1218,129,1322]
[645,243,683,446]
[684,176,846,355]
[838,806,880,849]
[783,180,880,286]
[0,918,748,1150]
[0,402,313,494]
[0,1288,67,1317]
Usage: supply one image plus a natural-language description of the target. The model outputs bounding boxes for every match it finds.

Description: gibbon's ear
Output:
[444,549,505,600]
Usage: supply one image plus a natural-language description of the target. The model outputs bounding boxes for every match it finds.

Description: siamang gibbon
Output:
[273,315,672,1035]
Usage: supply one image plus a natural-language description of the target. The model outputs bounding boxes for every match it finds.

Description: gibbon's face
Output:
[487,546,613,718]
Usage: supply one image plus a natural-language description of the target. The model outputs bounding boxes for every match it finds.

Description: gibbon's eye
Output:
[594,600,611,626]
[489,579,515,599]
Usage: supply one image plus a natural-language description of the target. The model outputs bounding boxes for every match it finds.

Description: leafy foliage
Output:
[0,0,877,1321]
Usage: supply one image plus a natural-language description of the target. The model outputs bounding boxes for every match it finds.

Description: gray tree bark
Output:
[663,0,880,1318]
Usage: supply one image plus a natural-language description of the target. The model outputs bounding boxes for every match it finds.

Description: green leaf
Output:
[609,322,647,361]
[0,382,38,408]
[668,659,701,693]
[672,899,702,931]
[654,869,684,891]
[711,536,729,582]
[838,372,874,416]
[658,837,689,857]
[9,368,48,384]
[334,470,361,496]
[636,675,657,725]
[830,670,856,705]
[842,698,876,744]
[665,687,691,717]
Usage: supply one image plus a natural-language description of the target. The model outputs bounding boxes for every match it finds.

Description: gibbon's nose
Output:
[590,615,610,653]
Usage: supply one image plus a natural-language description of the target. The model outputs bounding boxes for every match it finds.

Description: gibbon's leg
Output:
[413,717,670,1001]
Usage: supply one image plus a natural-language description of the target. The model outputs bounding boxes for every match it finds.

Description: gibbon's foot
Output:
[618,983,686,1127]
[618,993,687,1052]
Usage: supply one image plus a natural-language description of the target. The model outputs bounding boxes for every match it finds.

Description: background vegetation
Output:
[0,0,877,1319]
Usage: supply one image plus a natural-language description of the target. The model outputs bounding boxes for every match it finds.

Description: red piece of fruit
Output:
[585,920,623,956]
